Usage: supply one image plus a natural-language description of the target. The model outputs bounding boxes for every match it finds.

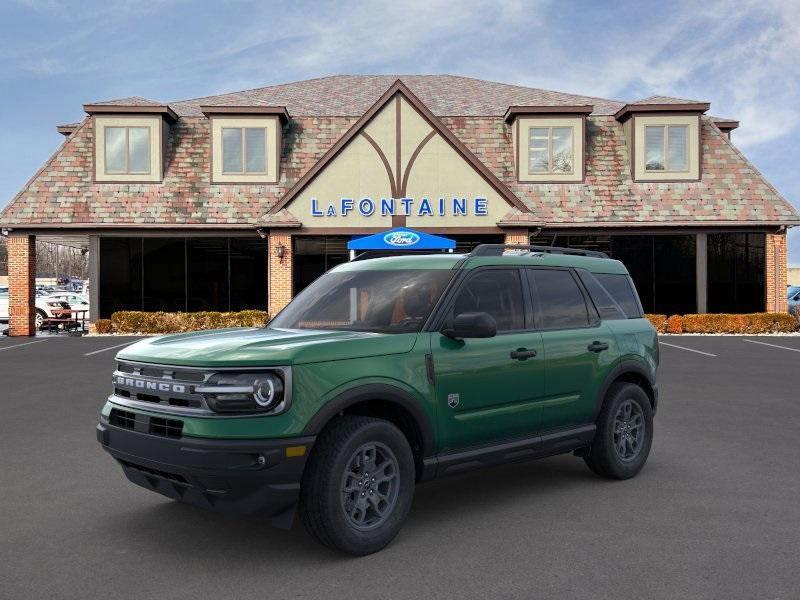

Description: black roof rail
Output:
[469,244,609,258]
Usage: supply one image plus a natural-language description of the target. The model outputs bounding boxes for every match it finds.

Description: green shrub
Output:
[111,310,269,334]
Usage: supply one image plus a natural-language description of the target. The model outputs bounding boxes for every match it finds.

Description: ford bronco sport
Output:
[97,244,658,555]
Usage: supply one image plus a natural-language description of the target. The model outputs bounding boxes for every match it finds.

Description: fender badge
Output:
[447,393,460,408]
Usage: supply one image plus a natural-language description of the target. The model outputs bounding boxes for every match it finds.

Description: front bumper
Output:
[97,417,314,528]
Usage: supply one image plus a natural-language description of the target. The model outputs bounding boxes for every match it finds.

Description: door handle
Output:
[587,341,609,353]
[510,348,537,360]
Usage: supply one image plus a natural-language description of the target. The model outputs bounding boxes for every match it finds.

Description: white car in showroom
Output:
[0,286,73,329]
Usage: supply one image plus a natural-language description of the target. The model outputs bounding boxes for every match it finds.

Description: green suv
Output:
[97,244,658,555]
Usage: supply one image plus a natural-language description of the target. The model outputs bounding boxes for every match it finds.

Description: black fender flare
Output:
[301,383,435,458]
[593,360,656,419]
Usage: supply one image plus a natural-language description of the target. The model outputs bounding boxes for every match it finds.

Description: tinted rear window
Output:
[577,270,627,320]
[594,273,643,318]
[529,269,589,329]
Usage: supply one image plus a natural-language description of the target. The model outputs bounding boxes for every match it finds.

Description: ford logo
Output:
[384,231,420,247]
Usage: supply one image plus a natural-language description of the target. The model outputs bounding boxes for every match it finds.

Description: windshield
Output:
[270,269,454,333]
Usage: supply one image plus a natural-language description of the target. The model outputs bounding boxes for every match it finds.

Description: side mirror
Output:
[443,312,497,340]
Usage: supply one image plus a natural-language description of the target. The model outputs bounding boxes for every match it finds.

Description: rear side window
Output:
[577,270,627,320]
[594,273,643,318]
[528,269,589,329]
[450,269,525,332]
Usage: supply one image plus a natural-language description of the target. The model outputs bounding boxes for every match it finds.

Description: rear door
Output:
[527,268,617,432]
[431,267,545,451]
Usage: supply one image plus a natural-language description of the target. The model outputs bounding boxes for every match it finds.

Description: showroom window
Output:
[99,237,267,317]
[222,127,268,174]
[644,125,688,172]
[707,233,765,313]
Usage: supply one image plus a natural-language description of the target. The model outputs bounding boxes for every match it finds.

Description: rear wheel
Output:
[299,416,415,555]
[584,382,653,479]
[35,309,46,330]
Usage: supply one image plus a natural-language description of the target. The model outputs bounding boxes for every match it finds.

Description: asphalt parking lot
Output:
[2,335,799,600]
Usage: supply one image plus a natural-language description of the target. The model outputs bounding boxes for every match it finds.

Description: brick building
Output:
[1,75,797,335]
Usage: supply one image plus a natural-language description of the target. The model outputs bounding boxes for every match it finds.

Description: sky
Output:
[1,0,798,259]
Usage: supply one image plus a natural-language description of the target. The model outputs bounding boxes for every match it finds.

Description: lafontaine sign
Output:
[310,196,488,218]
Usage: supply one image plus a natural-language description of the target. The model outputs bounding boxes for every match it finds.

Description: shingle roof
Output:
[1,75,796,229]
[168,74,626,117]
[87,96,164,107]
[631,95,707,105]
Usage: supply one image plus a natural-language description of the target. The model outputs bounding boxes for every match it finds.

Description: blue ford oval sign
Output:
[383,231,420,247]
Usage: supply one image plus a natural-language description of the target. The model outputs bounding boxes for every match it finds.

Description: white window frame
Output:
[644,124,689,173]
[104,126,152,175]
[527,126,575,175]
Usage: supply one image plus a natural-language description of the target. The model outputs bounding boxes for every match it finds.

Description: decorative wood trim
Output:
[269,79,529,214]
[83,103,178,122]
[200,105,290,122]
[399,130,436,197]
[360,131,398,199]
[614,102,710,122]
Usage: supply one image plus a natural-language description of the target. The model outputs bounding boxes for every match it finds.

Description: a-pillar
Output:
[765,232,788,312]
[268,231,293,317]
[8,233,36,336]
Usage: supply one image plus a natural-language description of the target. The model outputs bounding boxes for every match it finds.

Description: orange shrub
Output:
[111,310,269,334]
[665,315,683,334]
[93,319,113,334]
[680,313,797,334]
[645,314,667,333]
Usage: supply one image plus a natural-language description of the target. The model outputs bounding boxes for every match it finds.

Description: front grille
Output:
[149,417,183,439]
[119,459,188,484]
[112,361,213,414]
[109,408,136,430]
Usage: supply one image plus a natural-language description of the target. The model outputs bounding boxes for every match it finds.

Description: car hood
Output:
[116,327,419,367]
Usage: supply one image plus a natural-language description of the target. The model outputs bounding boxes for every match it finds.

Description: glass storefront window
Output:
[708,233,765,313]
[98,237,267,318]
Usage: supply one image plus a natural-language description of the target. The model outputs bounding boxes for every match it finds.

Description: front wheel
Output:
[584,382,653,479]
[35,309,46,330]
[299,416,415,555]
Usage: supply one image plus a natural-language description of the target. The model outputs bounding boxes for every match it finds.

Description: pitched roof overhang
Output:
[199,105,291,123]
[614,102,710,122]
[83,103,178,122]
[503,104,593,123]
[56,123,80,136]
[712,118,740,131]
[269,79,532,216]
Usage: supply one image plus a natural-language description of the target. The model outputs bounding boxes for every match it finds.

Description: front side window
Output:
[104,126,150,174]
[528,126,573,174]
[645,124,688,171]
[222,127,267,174]
[528,269,589,329]
[449,269,525,332]
[270,269,453,334]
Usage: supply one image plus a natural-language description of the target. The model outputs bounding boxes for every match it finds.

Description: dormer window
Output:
[222,127,268,174]
[528,126,574,174]
[505,106,591,184]
[201,106,289,184]
[644,124,688,172]
[105,126,151,174]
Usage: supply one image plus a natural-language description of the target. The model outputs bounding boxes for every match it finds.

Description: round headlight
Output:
[254,378,276,407]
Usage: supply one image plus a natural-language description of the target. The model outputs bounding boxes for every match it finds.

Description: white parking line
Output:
[84,340,138,356]
[743,338,800,353]
[658,341,717,357]
[0,339,49,352]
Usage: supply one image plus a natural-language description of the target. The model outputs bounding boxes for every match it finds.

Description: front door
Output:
[526,268,617,432]
[431,268,545,451]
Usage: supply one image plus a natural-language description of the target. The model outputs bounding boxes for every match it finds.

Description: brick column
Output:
[503,229,529,246]
[765,232,788,312]
[8,234,36,336]
[268,231,293,317]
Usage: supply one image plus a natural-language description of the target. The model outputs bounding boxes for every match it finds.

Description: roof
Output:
[168,74,626,117]
[1,75,796,229]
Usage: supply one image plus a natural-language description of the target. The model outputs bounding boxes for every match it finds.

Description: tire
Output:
[299,416,415,555]
[35,309,46,330]
[584,382,653,479]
